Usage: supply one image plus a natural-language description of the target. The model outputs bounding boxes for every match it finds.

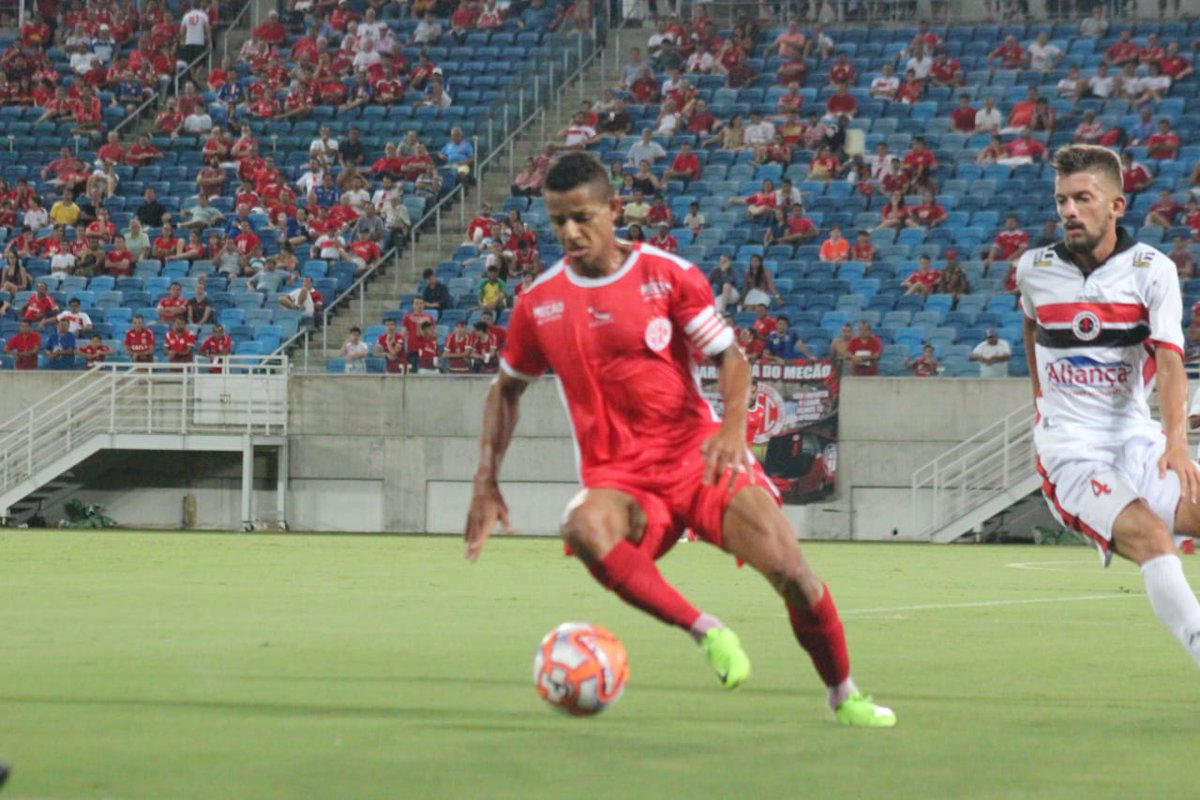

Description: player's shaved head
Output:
[544,152,612,201]
[1052,145,1122,197]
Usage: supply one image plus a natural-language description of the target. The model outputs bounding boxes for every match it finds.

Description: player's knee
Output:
[561,505,619,563]
[1119,517,1175,564]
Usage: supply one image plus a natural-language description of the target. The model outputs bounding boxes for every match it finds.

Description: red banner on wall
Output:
[698,360,840,505]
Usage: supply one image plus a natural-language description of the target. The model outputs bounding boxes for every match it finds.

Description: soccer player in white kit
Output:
[1018,144,1200,667]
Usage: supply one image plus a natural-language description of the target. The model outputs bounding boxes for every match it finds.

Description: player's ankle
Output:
[689,612,723,643]
[828,677,859,710]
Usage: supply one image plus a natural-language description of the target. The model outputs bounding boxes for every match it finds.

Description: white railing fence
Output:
[0,357,288,503]
[911,405,1038,540]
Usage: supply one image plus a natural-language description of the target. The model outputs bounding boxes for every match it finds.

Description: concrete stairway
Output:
[308,26,643,372]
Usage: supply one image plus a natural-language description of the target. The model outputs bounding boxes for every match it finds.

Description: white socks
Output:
[828,677,859,710]
[1141,554,1200,667]
[688,612,723,644]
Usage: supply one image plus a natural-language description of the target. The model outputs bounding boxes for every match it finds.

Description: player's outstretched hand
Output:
[1160,443,1200,504]
[464,478,513,561]
[700,424,754,491]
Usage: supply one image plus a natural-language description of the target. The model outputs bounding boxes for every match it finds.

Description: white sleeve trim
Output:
[683,307,735,356]
[499,358,538,382]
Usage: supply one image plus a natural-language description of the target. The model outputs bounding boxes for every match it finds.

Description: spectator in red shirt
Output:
[1003,87,1040,133]
[827,52,856,86]
[1103,28,1142,67]
[1001,129,1049,163]
[124,313,156,363]
[157,281,189,323]
[198,322,233,371]
[251,10,287,45]
[468,319,501,373]
[847,321,882,376]
[96,131,126,166]
[442,319,472,373]
[22,280,58,327]
[825,82,857,119]
[1146,119,1180,160]
[895,70,924,105]
[777,204,820,246]
[1159,41,1193,81]
[78,333,114,367]
[374,317,407,374]
[165,317,196,363]
[401,297,435,347]
[901,255,942,296]
[1146,189,1185,228]
[988,35,1026,70]
[152,222,181,260]
[911,190,948,228]
[685,100,717,134]
[929,50,963,86]
[664,142,702,183]
[851,230,876,263]
[906,344,939,377]
[726,178,778,218]
[1121,150,1154,195]
[901,136,937,182]
[5,319,41,369]
[949,93,976,132]
[987,214,1029,264]
[877,191,918,230]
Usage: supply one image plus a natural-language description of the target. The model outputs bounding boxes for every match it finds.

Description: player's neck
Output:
[570,241,632,279]
[1074,230,1119,275]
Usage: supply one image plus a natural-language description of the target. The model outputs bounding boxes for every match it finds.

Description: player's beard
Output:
[1063,217,1107,256]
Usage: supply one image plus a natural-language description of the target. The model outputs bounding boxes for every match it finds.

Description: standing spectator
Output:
[187,285,213,326]
[476,264,508,312]
[5,319,41,369]
[339,327,369,373]
[22,281,58,328]
[165,318,196,363]
[375,318,407,374]
[905,345,939,377]
[829,323,854,370]
[847,321,882,377]
[198,323,233,371]
[442,319,472,373]
[124,313,156,363]
[400,297,435,358]
[179,0,212,73]
[969,329,1012,377]
[157,281,188,323]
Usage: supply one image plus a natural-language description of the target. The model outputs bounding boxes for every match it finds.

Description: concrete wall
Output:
[0,371,1035,538]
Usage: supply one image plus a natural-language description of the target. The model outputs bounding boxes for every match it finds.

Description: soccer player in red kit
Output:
[464,153,895,727]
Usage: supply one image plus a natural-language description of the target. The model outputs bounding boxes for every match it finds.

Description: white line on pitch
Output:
[837,593,1138,617]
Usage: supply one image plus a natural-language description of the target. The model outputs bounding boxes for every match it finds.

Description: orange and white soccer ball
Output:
[532,622,628,716]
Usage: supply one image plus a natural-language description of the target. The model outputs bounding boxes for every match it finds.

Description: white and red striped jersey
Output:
[1017,229,1184,465]
[501,242,733,482]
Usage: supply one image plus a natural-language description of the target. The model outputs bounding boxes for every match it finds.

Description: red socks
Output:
[787,584,851,688]
[587,540,701,631]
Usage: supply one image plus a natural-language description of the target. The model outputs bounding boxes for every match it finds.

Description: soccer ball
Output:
[532,622,628,716]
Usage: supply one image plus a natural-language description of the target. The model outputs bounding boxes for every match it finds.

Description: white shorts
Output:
[1037,433,1181,566]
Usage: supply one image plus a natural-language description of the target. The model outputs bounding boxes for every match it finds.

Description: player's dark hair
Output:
[1052,144,1122,193]
[544,152,612,199]
[350,326,361,334]
[777,314,790,325]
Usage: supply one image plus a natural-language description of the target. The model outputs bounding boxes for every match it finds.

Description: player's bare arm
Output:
[701,344,755,489]
[464,371,525,560]
[1155,346,1200,502]
[1021,314,1040,404]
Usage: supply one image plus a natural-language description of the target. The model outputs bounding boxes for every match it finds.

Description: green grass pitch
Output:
[0,531,1196,799]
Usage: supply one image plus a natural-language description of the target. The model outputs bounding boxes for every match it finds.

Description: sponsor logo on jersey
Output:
[1132,250,1153,268]
[640,280,672,300]
[1045,355,1132,388]
[1070,310,1101,342]
[587,306,613,327]
[1033,250,1054,268]
[532,300,564,324]
[644,316,672,351]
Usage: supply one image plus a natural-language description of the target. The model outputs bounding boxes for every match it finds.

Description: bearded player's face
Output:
[1054,169,1125,257]
[545,180,623,277]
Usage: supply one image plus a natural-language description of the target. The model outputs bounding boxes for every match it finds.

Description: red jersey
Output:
[905,269,941,290]
[158,296,188,321]
[23,294,57,321]
[124,327,155,355]
[851,241,876,262]
[1160,55,1191,79]
[745,401,765,447]
[349,240,381,263]
[671,153,701,180]
[128,142,162,164]
[165,328,196,361]
[1122,163,1152,192]
[444,330,472,371]
[501,244,734,481]
[902,148,936,172]
[847,334,881,376]
[199,333,232,368]
[950,105,976,132]
[1145,132,1179,159]
[402,310,435,342]
[828,62,855,85]
[1004,138,1046,159]
[6,331,41,369]
[930,58,961,84]
[78,343,111,364]
[97,142,125,164]
[992,229,1028,260]
[376,331,406,363]
[825,93,857,116]
[911,203,946,226]
[1105,41,1142,65]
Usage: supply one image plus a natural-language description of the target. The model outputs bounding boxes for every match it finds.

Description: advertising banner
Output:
[698,360,840,505]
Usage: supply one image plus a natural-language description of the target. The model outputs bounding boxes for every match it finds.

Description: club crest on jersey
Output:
[644,317,672,351]
[1071,311,1101,342]
[532,300,564,325]
[641,280,672,300]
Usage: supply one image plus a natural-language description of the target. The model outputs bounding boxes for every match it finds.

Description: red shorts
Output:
[579,448,780,561]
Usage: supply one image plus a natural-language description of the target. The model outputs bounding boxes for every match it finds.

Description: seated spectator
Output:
[868,63,899,101]
[683,202,705,233]
[436,127,474,179]
[742,257,779,309]
[902,256,941,296]
[738,327,764,363]
[1074,110,1105,144]
[476,265,508,312]
[1160,41,1193,81]
[124,313,155,363]
[905,345,939,377]
[1121,150,1154,195]
[911,191,948,228]
[877,191,917,230]
[1146,119,1180,160]
[1032,219,1061,248]
[648,223,677,253]
[999,129,1049,165]
[970,330,1012,377]
[79,333,113,367]
[1103,27,1142,68]
[1146,189,1184,228]
[896,71,924,105]
[626,129,667,166]
[1169,235,1195,279]
[1079,5,1108,38]
[1057,65,1088,103]
[805,145,840,181]
[726,179,777,218]
[5,319,41,369]
[1027,31,1063,72]
[646,195,673,228]
[988,34,1025,70]
[851,230,876,263]
[157,282,188,323]
[181,194,226,230]
[42,318,77,370]
[763,316,815,364]
[187,285,213,326]
[987,214,1029,264]
[22,281,59,328]
[950,94,977,133]
[664,143,702,183]
[709,253,739,313]
[825,82,857,119]
[548,112,598,153]
[975,134,1006,164]
[280,275,322,322]
[974,96,1002,134]
[1088,63,1115,99]
[929,50,964,87]
[597,98,632,138]
[939,251,971,299]
[818,226,850,262]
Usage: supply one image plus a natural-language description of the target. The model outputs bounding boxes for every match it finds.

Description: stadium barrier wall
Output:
[0,373,1032,539]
